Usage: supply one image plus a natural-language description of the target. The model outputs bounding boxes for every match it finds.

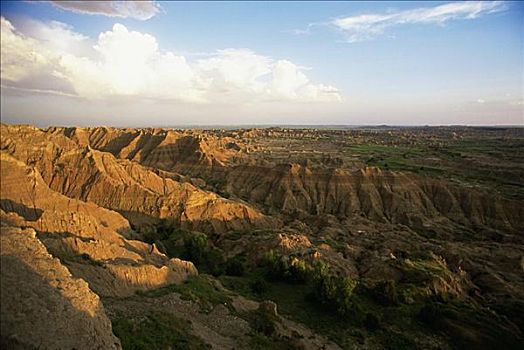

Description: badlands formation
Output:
[1,123,523,349]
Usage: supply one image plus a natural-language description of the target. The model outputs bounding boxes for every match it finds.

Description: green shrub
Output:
[288,259,308,284]
[203,248,226,276]
[370,280,399,306]
[142,219,177,244]
[313,274,358,317]
[141,223,234,276]
[249,308,277,337]
[112,312,210,350]
[418,302,444,326]
[262,252,360,319]
[225,256,246,276]
[262,251,308,284]
[250,277,269,295]
[262,250,287,280]
[183,233,208,264]
[382,331,418,350]
[310,260,329,281]
[261,252,364,320]
[418,301,523,350]
[364,313,381,332]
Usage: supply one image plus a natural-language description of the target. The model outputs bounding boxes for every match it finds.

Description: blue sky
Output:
[1,1,522,126]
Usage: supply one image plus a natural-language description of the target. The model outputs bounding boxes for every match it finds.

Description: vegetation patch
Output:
[136,275,231,312]
[248,332,300,350]
[418,300,522,350]
[112,312,210,350]
[144,221,251,277]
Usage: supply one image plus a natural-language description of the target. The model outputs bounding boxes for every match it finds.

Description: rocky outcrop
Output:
[1,124,280,234]
[0,152,132,241]
[46,147,278,233]
[52,125,243,172]
[5,124,519,235]
[0,152,198,297]
[225,164,524,232]
[2,123,523,349]
[0,225,121,349]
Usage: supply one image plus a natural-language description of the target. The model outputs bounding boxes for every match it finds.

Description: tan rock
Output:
[0,225,121,349]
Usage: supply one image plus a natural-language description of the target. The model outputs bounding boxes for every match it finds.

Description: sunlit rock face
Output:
[0,225,121,349]
[0,124,282,235]
[0,151,198,297]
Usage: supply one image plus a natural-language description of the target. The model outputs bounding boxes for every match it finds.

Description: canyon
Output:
[1,124,522,349]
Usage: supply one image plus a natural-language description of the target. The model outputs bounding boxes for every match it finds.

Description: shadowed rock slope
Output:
[225,164,523,233]
[0,225,121,349]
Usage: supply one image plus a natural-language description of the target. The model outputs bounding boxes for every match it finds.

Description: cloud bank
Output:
[48,1,161,20]
[331,1,506,42]
[0,17,340,104]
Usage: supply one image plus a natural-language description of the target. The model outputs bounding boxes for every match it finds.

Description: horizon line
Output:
[2,122,523,129]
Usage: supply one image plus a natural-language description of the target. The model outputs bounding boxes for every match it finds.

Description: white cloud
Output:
[197,49,272,95]
[269,60,340,101]
[195,50,340,102]
[331,1,506,42]
[0,17,76,95]
[48,1,161,20]
[0,17,340,103]
[14,18,92,57]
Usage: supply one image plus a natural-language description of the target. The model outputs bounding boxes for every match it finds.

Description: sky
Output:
[0,1,522,126]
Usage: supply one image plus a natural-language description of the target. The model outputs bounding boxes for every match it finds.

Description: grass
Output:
[123,263,517,350]
[346,139,524,200]
[220,267,464,350]
[220,274,364,348]
[242,307,301,349]
[347,144,447,177]
[399,257,447,284]
[248,332,300,350]
[417,300,523,349]
[136,275,232,312]
[112,311,210,350]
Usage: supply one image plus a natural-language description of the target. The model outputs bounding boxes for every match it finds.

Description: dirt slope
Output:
[0,225,121,349]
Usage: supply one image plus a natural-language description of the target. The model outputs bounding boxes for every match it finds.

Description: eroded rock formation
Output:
[0,225,121,349]
[0,152,197,297]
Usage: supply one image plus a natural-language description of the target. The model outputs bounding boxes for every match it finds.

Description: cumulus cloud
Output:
[48,1,161,20]
[0,17,77,95]
[11,18,94,57]
[0,17,340,103]
[331,1,506,42]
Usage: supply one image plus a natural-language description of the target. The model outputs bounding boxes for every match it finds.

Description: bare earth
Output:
[1,124,522,349]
